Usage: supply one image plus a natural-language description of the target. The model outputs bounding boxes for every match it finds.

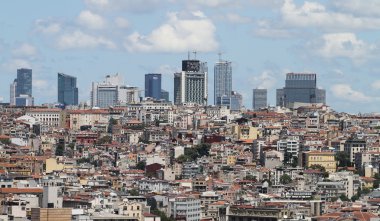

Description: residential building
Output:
[344,138,366,164]
[57,73,78,105]
[169,197,201,221]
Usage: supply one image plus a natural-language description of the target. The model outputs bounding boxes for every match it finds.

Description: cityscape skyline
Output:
[1,1,380,113]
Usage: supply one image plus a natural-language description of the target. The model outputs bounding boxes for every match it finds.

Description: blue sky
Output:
[1,0,380,113]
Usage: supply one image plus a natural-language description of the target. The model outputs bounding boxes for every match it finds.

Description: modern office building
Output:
[174,59,208,105]
[214,60,232,105]
[145,73,161,100]
[16,68,32,97]
[161,89,169,102]
[10,68,34,106]
[253,89,267,110]
[58,73,78,106]
[91,74,141,107]
[230,91,242,111]
[276,73,326,108]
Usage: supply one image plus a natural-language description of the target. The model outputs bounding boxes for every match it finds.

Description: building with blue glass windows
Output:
[276,73,326,108]
[145,73,162,100]
[58,73,79,105]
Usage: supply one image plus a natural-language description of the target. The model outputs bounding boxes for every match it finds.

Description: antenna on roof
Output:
[188,51,190,60]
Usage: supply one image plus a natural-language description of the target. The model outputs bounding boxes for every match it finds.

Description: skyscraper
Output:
[145,73,162,100]
[161,89,169,102]
[58,73,78,105]
[230,91,242,111]
[214,60,232,105]
[276,73,326,108]
[16,68,32,97]
[10,68,33,106]
[174,59,208,105]
[253,89,267,110]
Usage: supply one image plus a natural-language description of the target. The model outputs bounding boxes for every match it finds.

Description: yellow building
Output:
[45,158,74,173]
[232,125,261,141]
[303,151,336,173]
[227,155,237,166]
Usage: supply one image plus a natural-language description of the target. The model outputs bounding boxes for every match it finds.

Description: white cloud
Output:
[371,81,380,90]
[333,0,380,17]
[225,13,252,24]
[192,0,234,7]
[33,79,48,89]
[77,10,106,30]
[254,20,292,38]
[56,31,116,49]
[124,11,218,53]
[312,33,376,62]
[2,59,31,71]
[281,0,380,30]
[35,19,61,34]
[84,0,161,13]
[155,64,180,76]
[251,71,277,89]
[114,17,130,29]
[12,43,37,57]
[331,84,373,102]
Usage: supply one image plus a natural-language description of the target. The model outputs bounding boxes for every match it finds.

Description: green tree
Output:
[291,156,298,167]
[339,194,350,201]
[136,161,146,170]
[55,143,64,156]
[280,174,292,184]
[128,189,139,196]
[0,138,11,145]
[244,175,257,181]
[335,151,352,167]
[97,135,112,144]
[147,197,158,211]
[176,155,188,163]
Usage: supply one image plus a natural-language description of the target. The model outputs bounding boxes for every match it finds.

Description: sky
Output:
[1,0,380,113]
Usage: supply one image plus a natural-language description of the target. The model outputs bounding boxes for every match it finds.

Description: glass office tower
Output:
[145,73,162,100]
[58,73,79,105]
[214,60,232,105]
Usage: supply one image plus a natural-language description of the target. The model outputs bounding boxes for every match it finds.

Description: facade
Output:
[344,138,366,163]
[252,89,267,110]
[161,89,169,102]
[57,73,78,105]
[145,73,161,100]
[214,60,232,105]
[169,197,201,221]
[25,109,64,132]
[10,68,34,106]
[302,151,336,173]
[230,91,242,111]
[91,74,141,107]
[277,136,300,163]
[174,59,208,105]
[276,73,326,108]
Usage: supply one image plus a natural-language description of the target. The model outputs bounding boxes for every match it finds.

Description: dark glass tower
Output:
[214,60,232,105]
[58,73,78,105]
[16,68,32,97]
[276,73,326,107]
[253,89,267,110]
[145,73,162,100]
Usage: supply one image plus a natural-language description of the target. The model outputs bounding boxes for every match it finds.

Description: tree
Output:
[0,138,11,145]
[136,161,146,170]
[176,155,188,163]
[97,135,112,145]
[147,197,158,211]
[128,189,139,196]
[291,156,298,167]
[336,151,352,167]
[339,194,350,201]
[280,174,292,184]
[244,175,257,181]
[55,143,64,156]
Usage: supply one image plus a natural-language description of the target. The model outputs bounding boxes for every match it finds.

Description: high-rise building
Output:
[276,73,326,108]
[10,80,17,105]
[161,89,169,102]
[230,91,242,111]
[16,68,32,97]
[214,60,232,105]
[145,73,161,100]
[91,74,141,107]
[10,68,33,106]
[58,73,78,105]
[173,59,208,105]
[253,89,267,110]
